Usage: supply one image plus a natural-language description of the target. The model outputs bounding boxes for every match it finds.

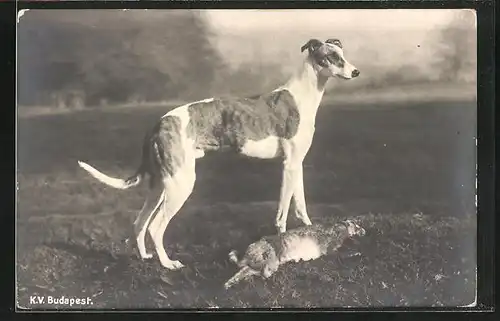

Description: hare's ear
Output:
[301,39,323,53]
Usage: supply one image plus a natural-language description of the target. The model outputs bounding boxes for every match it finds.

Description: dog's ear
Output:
[325,38,343,49]
[301,39,323,53]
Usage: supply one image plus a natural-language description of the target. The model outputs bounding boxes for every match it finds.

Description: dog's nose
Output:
[351,69,360,78]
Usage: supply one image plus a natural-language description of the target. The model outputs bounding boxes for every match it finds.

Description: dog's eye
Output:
[329,52,340,61]
[325,54,339,64]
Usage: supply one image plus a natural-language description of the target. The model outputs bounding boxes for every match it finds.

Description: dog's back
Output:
[224,220,365,289]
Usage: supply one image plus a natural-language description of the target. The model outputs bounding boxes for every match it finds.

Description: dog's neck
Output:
[282,55,329,121]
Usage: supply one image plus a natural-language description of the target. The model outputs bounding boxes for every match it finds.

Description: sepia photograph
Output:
[16,9,477,309]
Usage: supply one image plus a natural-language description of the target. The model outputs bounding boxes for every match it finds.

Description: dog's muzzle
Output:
[351,69,360,78]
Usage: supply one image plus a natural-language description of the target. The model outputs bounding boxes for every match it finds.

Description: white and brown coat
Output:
[78,38,360,270]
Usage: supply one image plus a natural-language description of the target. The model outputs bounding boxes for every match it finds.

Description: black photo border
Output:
[1,0,496,319]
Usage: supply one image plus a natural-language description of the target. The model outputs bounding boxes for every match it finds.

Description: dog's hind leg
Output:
[148,163,196,270]
[133,184,164,260]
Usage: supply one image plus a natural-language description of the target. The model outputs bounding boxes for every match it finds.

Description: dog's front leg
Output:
[292,165,312,226]
[275,161,302,233]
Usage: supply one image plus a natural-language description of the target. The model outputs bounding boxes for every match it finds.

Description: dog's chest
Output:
[284,86,322,151]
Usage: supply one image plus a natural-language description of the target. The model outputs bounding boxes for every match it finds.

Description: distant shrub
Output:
[17,11,228,107]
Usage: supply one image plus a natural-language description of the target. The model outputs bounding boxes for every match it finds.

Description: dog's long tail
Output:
[77,161,143,189]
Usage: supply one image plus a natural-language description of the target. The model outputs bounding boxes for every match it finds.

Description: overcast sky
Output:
[203,9,476,69]
[205,9,473,33]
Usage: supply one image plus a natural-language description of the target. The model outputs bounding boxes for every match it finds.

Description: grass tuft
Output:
[17,206,476,309]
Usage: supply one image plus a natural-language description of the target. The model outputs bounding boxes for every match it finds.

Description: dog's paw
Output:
[162,259,185,270]
[276,226,287,234]
[141,253,154,260]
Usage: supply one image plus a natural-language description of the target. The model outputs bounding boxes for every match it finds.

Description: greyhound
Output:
[224,219,366,289]
[77,38,360,270]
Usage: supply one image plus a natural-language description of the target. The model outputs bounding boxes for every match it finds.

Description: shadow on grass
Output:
[17,203,476,309]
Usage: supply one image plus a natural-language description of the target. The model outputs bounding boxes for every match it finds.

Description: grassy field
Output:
[16,92,477,309]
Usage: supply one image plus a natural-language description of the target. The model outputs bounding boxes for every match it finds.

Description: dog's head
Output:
[301,38,360,80]
[344,219,366,237]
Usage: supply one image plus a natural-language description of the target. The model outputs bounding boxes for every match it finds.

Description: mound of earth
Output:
[16,202,477,309]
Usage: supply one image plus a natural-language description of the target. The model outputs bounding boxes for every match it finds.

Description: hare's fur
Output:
[224,220,365,289]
